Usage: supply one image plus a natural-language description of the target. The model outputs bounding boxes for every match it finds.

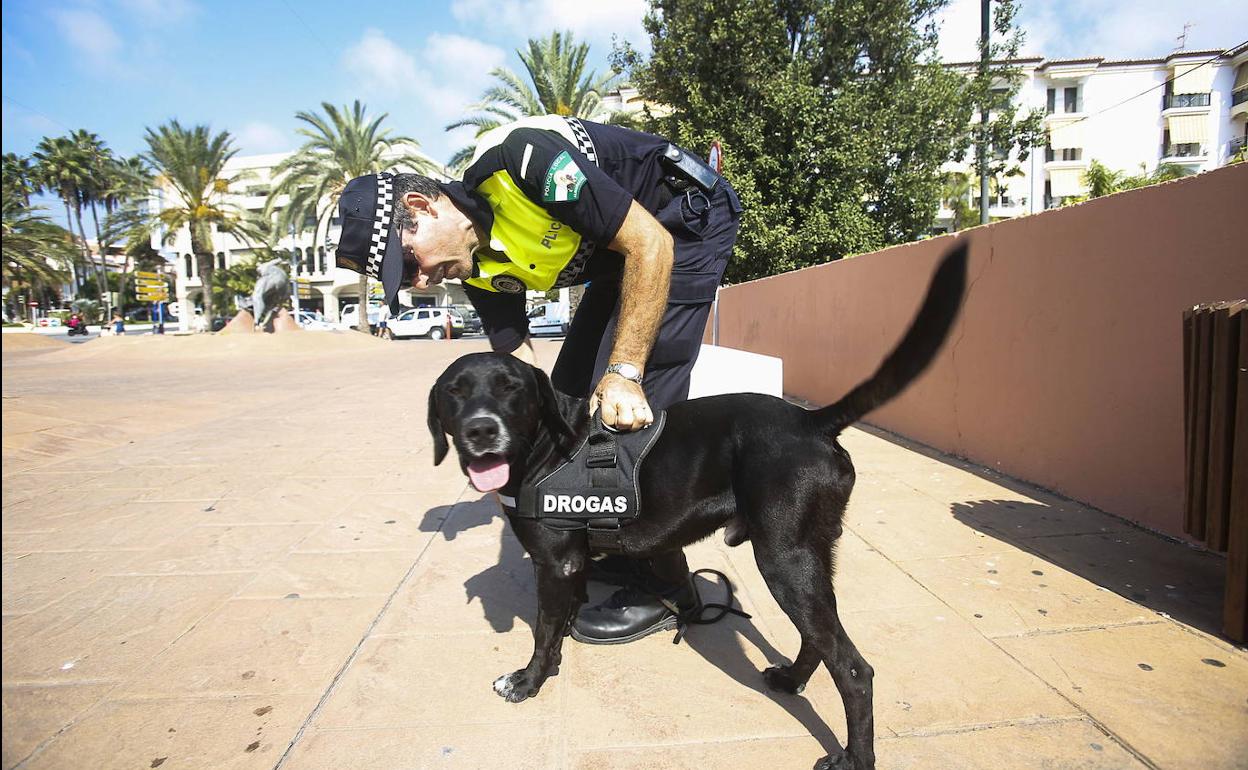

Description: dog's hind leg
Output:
[753,541,875,770]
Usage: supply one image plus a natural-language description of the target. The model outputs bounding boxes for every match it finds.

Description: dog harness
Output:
[496,412,752,644]
[509,411,667,554]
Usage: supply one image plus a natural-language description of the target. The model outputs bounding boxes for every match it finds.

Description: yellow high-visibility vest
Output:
[465,170,590,294]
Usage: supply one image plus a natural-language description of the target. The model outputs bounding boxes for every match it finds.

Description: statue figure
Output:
[252,258,291,330]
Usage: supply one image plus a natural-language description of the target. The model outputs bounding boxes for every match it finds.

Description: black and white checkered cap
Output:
[335,172,404,314]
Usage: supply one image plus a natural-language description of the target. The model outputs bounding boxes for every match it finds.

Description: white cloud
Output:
[341,29,506,124]
[50,8,123,61]
[233,121,293,155]
[117,0,197,24]
[343,29,421,96]
[938,0,1248,63]
[450,0,648,58]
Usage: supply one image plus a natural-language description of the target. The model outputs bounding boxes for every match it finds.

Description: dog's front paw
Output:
[815,750,868,770]
[492,670,539,703]
[763,664,806,694]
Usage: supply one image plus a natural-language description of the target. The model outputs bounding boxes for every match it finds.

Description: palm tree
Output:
[99,155,155,315]
[446,30,621,171]
[3,189,75,318]
[940,171,978,232]
[139,120,265,320]
[3,153,37,206]
[266,100,438,332]
[31,135,97,296]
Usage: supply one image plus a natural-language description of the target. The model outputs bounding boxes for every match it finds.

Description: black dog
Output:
[426,244,967,770]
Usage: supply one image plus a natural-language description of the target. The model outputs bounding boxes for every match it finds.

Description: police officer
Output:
[335,115,741,644]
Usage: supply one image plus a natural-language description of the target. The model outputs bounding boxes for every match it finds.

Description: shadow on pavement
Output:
[953,499,1227,638]
[441,501,845,757]
[682,580,845,759]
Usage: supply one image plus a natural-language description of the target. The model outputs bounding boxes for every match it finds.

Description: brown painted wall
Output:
[711,163,1248,538]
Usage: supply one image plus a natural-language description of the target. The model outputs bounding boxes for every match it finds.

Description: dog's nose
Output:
[463,417,499,447]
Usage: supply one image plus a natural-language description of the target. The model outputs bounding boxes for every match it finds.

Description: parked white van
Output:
[528,302,569,336]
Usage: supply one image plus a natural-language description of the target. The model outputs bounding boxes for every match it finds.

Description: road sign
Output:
[135,270,162,280]
[137,291,169,301]
[134,278,166,287]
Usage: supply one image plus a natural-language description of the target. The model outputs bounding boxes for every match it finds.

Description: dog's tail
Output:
[815,243,968,436]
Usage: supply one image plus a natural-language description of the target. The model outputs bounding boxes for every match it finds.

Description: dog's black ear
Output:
[427,384,449,466]
[531,366,577,450]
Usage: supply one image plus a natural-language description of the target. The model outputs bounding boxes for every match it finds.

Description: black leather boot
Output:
[570,575,699,644]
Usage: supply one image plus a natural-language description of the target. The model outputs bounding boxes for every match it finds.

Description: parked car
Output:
[339,301,388,331]
[451,304,483,334]
[294,310,335,331]
[385,306,465,340]
[528,301,569,336]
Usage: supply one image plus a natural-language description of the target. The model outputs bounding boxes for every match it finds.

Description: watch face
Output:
[612,363,641,381]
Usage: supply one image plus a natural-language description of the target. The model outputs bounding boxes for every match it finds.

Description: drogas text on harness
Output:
[426,244,968,770]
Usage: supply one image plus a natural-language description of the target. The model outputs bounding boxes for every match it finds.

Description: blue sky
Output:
[3,0,1245,169]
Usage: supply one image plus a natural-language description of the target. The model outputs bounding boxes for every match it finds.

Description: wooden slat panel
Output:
[1205,302,1244,551]
[1223,306,1248,642]
[1184,307,1198,535]
[1189,306,1215,541]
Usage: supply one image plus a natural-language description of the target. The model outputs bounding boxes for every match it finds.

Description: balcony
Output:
[1230,135,1248,157]
[1160,142,1207,164]
[1233,88,1248,119]
[1162,92,1211,110]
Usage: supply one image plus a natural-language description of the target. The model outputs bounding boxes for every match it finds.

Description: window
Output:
[184,254,193,276]
[1064,86,1079,113]
[400,310,415,321]
[417,310,430,320]
[317,247,326,274]
[528,306,546,319]
[216,252,226,270]
[1044,146,1082,162]
[304,248,314,274]
[1046,88,1056,114]
[294,248,303,275]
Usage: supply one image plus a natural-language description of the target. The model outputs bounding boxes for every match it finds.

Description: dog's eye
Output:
[447,385,466,398]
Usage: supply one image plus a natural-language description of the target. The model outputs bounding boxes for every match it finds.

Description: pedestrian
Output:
[334,115,740,644]
[111,312,125,336]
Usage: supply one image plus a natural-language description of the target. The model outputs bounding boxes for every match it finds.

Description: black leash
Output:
[660,568,752,645]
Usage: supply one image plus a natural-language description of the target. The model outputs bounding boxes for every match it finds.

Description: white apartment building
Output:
[152,151,468,330]
[937,43,1248,230]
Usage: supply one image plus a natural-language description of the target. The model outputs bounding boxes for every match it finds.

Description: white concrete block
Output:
[688,344,783,399]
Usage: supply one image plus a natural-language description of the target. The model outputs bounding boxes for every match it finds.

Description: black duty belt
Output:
[512,411,667,554]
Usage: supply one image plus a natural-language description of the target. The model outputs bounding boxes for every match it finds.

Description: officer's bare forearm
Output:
[608,201,673,373]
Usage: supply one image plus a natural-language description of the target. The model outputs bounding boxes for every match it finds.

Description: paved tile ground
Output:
[3,332,1246,769]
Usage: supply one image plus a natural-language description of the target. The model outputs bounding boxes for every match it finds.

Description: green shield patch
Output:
[543,151,587,202]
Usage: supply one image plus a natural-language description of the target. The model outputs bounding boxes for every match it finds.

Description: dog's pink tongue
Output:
[468,457,510,492]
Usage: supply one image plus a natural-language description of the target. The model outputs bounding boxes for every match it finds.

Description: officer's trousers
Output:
[551,180,741,585]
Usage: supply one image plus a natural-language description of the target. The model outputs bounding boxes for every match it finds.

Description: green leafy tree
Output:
[616,0,975,282]
[447,30,622,171]
[1076,160,1192,200]
[966,0,1045,223]
[136,121,265,320]
[267,100,436,332]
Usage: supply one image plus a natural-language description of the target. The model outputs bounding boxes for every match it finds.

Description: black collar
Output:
[439,180,494,234]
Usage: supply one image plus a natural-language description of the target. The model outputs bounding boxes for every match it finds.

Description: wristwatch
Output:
[606,362,643,384]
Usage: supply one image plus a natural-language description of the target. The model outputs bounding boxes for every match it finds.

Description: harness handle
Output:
[586,408,619,474]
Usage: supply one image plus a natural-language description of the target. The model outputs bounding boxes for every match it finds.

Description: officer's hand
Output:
[590,373,654,432]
